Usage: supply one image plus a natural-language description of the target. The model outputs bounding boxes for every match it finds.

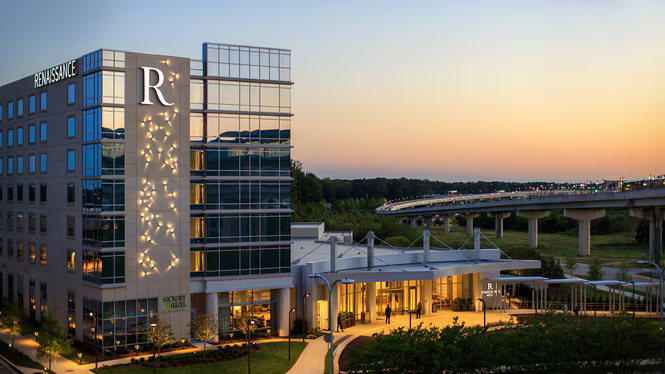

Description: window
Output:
[29,243,36,263]
[67,117,75,137]
[29,95,36,114]
[7,185,13,201]
[207,81,291,113]
[7,157,13,175]
[67,184,75,203]
[40,184,47,202]
[28,213,35,233]
[40,154,46,173]
[67,250,76,271]
[16,156,23,174]
[82,250,125,284]
[16,128,23,146]
[29,124,36,143]
[0,185,3,201]
[8,102,13,119]
[7,129,13,147]
[0,104,3,121]
[39,214,47,234]
[40,92,47,111]
[17,99,23,117]
[68,83,76,104]
[204,44,291,81]
[67,150,75,171]
[82,49,125,72]
[82,215,125,247]
[0,131,3,147]
[40,284,47,314]
[16,184,23,201]
[66,216,75,238]
[82,180,125,211]
[83,107,125,141]
[17,241,23,260]
[17,213,24,232]
[40,122,47,142]
[0,158,3,175]
[29,184,35,201]
[67,292,76,336]
[82,144,125,176]
[0,241,3,257]
[39,246,47,265]
[7,240,13,257]
[29,155,35,173]
[83,71,125,106]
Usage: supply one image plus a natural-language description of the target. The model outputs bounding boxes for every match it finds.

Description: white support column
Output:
[564,209,606,257]
[277,288,290,337]
[517,210,550,248]
[205,292,219,342]
[488,212,511,238]
[441,215,453,232]
[473,273,482,312]
[463,214,479,236]
[366,282,377,322]
[330,286,340,332]
[422,280,432,315]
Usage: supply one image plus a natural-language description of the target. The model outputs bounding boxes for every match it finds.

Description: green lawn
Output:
[0,339,45,369]
[426,227,647,260]
[323,343,339,374]
[93,342,306,374]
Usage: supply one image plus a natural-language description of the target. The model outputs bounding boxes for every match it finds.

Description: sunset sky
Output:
[1,0,663,182]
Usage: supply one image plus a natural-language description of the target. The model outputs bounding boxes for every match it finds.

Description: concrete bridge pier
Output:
[488,212,511,238]
[462,213,479,235]
[563,209,606,257]
[517,210,550,248]
[630,207,663,264]
[439,214,454,232]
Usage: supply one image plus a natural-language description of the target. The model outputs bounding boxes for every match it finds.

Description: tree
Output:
[36,313,73,372]
[148,318,174,368]
[191,313,217,358]
[588,258,604,280]
[616,265,632,283]
[564,256,578,278]
[1,302,22,347]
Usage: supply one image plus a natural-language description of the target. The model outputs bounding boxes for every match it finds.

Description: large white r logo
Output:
[487,283,493,291]
[140,67,174,106]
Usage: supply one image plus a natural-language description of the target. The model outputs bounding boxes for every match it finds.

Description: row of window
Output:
[190,213,290,244]
[82,250,125,284]
[0,92,47,122]
[0,184,47,203]
[204,43,291,81]
[0,211,48,234]
[190,147,290,177]
[0,239,47,264]
[83,71,125,107]
[190,244,290,277]
[190,181,290,210]
[83,296,158,349]
[3,273,47,323]
[190,113,291,144]
[0,153,63,175]
[205,81,291,113]
[0,122,48,147]
[82,215,125,248]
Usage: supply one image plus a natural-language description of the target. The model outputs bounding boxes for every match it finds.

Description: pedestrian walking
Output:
[385,305,392,324]
[337,313,344,332]
[416,301,422,319]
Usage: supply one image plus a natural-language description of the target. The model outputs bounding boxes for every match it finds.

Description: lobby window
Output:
[17,98,23,117]
[8,129,13,146]
[40,246,47,265]
[67,117,75,138]
[29,155,35,174]
[17,213,24,232]
[7,157,13,175]
[67,183,75,204]
[29,95,36,114]
[82,215,125,248]
[40,153,47,173]
[16,156,23,174]
[29,124,36,143]
[82,179,125,211]
[28,213,35,233]
[28,243,36,263]
[40,92,47,111]
[40,184,47,202]
[82,250,125,284]
[40,122,47,142]
[29,184,35,201]
[16,127,23,146]
[82,143,125,176]
[8,101,13,119]
[67,250,76,271]
[68,83,76,104]
[83,107,125,141]
[67,150,75,171]
[66,216,75,238]
[39,214,47,234]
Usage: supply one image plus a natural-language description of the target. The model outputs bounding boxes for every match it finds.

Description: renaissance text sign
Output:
[34,60,77,88]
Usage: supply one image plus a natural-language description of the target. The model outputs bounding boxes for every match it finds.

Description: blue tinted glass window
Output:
[40,92,47,111]
[83,72,102,107]
[67,117,76,137]
[29,155,35,173]
[83,108,124,141]
[68,84,76,104]
[82,50,102,73]
[82,144,125,176]
[7,129,13,147]
[17,99,23,117]
[0,104,3,121]
[29,125,35,143]
[0,131,3,147]
[0,158,3,175]
[67,151,75,171]
[17,156,23,174]
[8,157,13,174]
[40,122,47,142]
[16,128,23,146]
[29,96,36,114]
[40,154,46,172]
[8,102,13,119]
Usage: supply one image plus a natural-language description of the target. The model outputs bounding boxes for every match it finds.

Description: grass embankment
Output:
[0,339,45,369]
[425,227,646,260]
[93,342,306,374]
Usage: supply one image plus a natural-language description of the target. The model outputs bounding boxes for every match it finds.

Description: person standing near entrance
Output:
[385,305,392,324]
[337,313,344,332]
[416,301,422,319]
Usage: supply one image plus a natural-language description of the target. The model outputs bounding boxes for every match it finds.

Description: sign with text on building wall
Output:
[34,60,77,88]
[482,282,499,297]
[163,295,187,313]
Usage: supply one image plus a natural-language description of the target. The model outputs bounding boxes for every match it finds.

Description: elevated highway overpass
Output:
[377,188,665,260]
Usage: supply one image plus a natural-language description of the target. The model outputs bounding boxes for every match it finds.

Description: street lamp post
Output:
[477,298,486,335]
[630,281,636,319]
[308,274,355,374]
[247,320,256,374]
[639,260,665,369]
[303,293,311,343]
[402,310,413,329]
[89,312,98,369]
[150,323,157,374]
[289,308,296,361]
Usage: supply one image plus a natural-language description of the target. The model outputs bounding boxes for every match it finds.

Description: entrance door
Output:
[409,287,417,311]
[317,300,328,330]
[391,291,403,314]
